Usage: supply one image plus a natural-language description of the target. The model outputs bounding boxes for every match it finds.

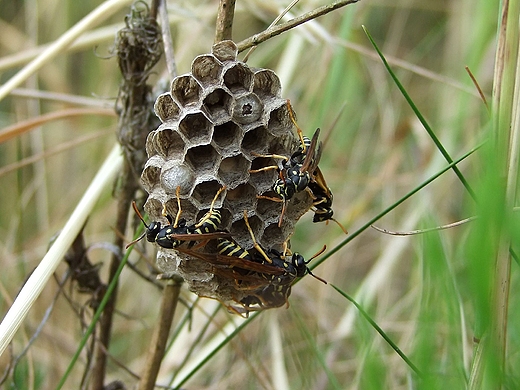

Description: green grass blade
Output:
[312,142,482,269]
[330,284,421,376]
[362,25,477,201]
[56,243,131,389]
[292,310,343,390]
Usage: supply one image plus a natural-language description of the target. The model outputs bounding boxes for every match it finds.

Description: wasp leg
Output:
[243,211,272,264]
[170,186,183,228]
[248,165,280,174]
[195,186,226,228]
[256,195,283,203]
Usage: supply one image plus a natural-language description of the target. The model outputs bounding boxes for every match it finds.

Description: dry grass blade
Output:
[0,108,115,144]
[0,145,123,356]
[0,0,133,101]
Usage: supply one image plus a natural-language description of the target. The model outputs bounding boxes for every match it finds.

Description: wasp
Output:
[126,186,230,249]
[250,127,322,227]
[306,168,348,234]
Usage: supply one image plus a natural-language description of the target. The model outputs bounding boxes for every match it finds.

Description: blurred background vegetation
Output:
[1,0,518,389]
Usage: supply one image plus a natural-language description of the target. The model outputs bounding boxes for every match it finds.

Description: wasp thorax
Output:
[141,40,314,307]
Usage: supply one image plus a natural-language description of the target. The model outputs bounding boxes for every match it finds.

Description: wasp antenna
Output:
[307,245,327,262]
[307,269,328,284]
[173,186,183,228]
[243,210,272,263]
[333,218,348,235]
[125,231,146,249]
[132,201,149,228]
[287,100,306,153]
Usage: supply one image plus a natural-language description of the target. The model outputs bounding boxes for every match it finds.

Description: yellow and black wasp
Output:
[250,100,347,233]
[126,186,230,249]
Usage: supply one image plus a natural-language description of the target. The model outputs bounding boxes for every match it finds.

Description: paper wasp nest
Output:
[141,40,313,305]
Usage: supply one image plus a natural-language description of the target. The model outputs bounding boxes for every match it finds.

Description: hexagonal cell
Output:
[163,197,199,225]
[178,112,213,146]
[185,144,219,176]
[224,183,257,217]
[253,69,281,100]
[154,128,185,160]
[143,196,166,221]
[154,93,181,122]
[213,122,240,154]
[191,54,224,86]
[211,40,238,62]
[230,214,263,249]
[255,192,282,222]
[241,126,270,156]
[267,102,293,136]
[160,161,195,196]
[283,190,314,224]
[232,92,264,125]
[141,164,161,193]
[141,156,164,192]
[218,154,250,188]
[259,222,287,250]
[171,75,202,107]
[249,161,278,198]
[223,63,253,94]
[203,88,233,123]
[191,180,224,209]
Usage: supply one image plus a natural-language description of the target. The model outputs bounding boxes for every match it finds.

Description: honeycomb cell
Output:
[218,154,250,188]
[160,161,195,196]
[253,69,282,100]
[211,40,238,62]
[241,126,270,156]
[143,196,165,220]
[178,112,213,146]
[267,102,293,136]
[223,63,253,94]
[154,93,180,122]
[141,155,164,193]
[171,75,202,107]
[230,213,263,246]
[213,122,240,154]
[185,144,219,176]
[249,160,278,198]
[154,128,185,160]
[191,54,224,86]
[232,93,264,125]
[191,180,224,209]
[255,193,281,222]
[283,190,314,224]
[224,183,257,217]
[163,196,199,225]
[260,222,286,249]
[203,88,233,123]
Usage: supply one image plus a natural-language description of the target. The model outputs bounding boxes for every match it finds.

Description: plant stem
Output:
[215,0,236,43]
[138,277,183,390]
[236,0,360,53]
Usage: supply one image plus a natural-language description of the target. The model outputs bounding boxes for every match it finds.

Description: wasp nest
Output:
[141,40,313,306]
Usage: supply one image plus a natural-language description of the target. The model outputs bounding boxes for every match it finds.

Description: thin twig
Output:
[236,0,360,53]
[158,0,177,78]
[215,0,236,43]
[371,216,478,236]
[243,0,300,62]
